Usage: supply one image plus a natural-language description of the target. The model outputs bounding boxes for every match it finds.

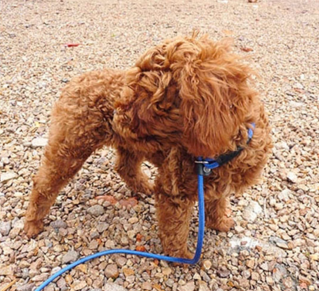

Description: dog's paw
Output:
[24,220,44,238]
[206,216,235,232]
[169,249,193,266]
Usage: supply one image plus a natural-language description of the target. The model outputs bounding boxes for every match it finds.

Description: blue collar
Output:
[195,123,255,176]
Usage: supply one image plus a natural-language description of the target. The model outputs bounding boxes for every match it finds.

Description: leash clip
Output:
[195,158,219,176]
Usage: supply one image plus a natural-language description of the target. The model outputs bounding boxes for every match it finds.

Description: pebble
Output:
[0,221,11,236]
[141,281,152,290]
[128,217,138,224]
[0,265,13,276]
[16,284,35,291]
[242,201,262,222]
[31,273,49,282]
[1,172,17,183]
[166,279,174,287]
[89,240,99,250]
[104,283,127,291]
[96,222,109,233]
[217,269,230,278]
[57,277,67,290]
[87,205,105,216]
[202,260,212,270]
[50,219,67,229]
[179,281,195,291]
[104,264,119,278]
[289,101,304,108]
[278,189,291,201]
[162,267,172,276]
[287,172,298,183]
[62,250,79,264]
[123,267,135,276]
[199,282,210,291]
[73,280,87,290]
[31,137,48,147]
[115,256,127,267]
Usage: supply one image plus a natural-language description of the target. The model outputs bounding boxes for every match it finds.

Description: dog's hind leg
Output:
[114,147,153,195]
[24,104,107,237]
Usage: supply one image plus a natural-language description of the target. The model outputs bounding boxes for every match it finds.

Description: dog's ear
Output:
[173,40,256,157]
[114,66,183,140]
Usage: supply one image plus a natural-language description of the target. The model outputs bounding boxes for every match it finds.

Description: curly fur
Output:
[24,34,272,259]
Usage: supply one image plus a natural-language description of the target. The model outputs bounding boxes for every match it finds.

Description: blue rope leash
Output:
[35,124,255,290]
[35,174,205,291]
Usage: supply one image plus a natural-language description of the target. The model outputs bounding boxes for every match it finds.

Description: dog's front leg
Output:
[155,192,194,259]
[205,195,234,232]
[115,147,154,195]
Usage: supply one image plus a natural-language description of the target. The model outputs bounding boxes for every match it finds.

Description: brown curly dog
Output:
[24,34,272,259]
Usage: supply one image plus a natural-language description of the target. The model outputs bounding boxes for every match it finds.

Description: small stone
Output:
[282,276,295,288]
[217,269,230,278]
[75,264,87,274]
[141,281,152,290]
[238,278,250,288]
[202,260,212,270]
[73,281,87,290]
[123,267,135,276]
[62,250,79,264]
[309,253,319,261]
[1,172,17,182]
[128,217,138,224]
[115,256,127,267]
[243,201,262,222]
[16,283,35,291]
[269,236,288,249]
[180,281,195,291]
[166,279,174,287]
[235,225,245,233]
[87,205,105,216]
[89,240,99,250]
[31,137,48,147]
[246,259,255,268]
[299,275,311,286]
[31,273,49,282]
[289,101,304,108]
[121,236,129,245]
[276,141,289,150]
[50,219,67,229]
[287,172,298,183]
[127,230,137,239]
[57,277,67,290]
[260,262,269,271]
[199,282,210,291]
[104,264,119,278]
[96,222,109,233]
[162,267,172,276]
[0,221,11,235]
[0,265,13,275]
[251,271,260,281]
[103,283,127,291]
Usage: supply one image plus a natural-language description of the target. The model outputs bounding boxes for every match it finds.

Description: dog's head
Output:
[114,34,257,157]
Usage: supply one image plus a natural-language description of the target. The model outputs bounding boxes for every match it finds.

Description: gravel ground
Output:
[1,0,319,290]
